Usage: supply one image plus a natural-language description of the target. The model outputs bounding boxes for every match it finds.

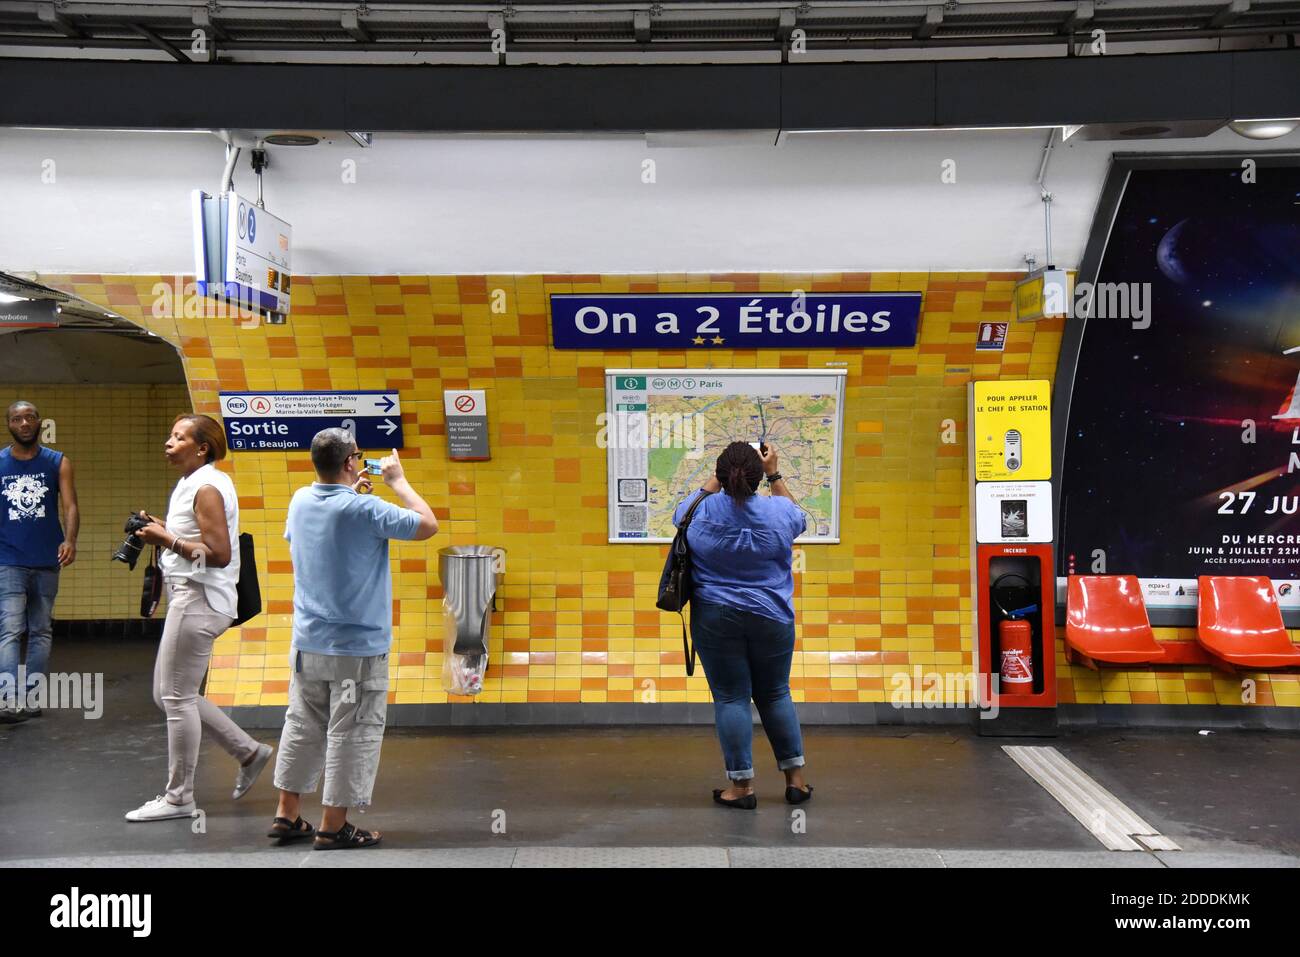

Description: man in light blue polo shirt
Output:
[270,428,437,851]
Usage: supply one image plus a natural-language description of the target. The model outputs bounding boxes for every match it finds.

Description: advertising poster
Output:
[1057,164,1300,609]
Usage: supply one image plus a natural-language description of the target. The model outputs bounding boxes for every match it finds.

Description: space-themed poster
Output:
[1058,162,1300,612]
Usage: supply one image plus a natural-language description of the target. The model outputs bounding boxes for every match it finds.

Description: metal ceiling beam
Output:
[341,10,372,43]
[1061,1,1094,34]
[9,1,1299,36]
[36,2,83,38]
[914,7,943,41]
[126,23,190,61]
[3,23,1297,56]
[1209,0,1250,28]
[191,8,228,42]
[487,11,506,64]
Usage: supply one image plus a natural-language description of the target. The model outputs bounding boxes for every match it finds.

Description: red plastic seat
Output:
[1197,576,1300,669]
[1065,575,1167,665]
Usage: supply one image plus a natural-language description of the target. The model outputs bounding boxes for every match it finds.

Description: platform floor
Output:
[2,637,1297,868]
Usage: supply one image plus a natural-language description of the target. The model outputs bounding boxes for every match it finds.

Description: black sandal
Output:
[313,820,382,850]
[266,816,316,844]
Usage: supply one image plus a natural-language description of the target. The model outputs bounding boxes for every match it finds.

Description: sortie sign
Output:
[218,391,403,452]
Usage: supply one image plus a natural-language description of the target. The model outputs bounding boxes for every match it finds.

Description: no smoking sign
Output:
[443,389,489,462]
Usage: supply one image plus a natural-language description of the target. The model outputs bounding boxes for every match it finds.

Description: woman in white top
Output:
[124,414,272,822]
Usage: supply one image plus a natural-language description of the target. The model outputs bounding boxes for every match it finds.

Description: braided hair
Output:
[716,441,763,501]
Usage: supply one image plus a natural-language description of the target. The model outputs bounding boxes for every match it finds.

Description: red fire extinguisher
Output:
[992,573,1036,696]
[998,617,1034,695]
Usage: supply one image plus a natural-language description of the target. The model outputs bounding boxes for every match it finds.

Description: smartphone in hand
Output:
[364,458,384,476]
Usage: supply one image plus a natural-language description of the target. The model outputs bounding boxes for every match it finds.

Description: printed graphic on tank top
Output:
[4,472,49,519]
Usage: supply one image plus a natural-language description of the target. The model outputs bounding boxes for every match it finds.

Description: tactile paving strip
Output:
[512,846,728,868]
[730,847,943,868]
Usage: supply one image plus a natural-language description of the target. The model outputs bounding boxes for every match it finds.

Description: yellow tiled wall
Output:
[39,272,1299,710]
[5,383,191,619]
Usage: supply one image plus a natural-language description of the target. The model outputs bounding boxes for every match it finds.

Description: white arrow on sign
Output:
[379,419,398,436]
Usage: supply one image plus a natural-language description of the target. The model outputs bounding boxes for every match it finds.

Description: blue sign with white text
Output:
[550,292,921,350]
[218,391,403,452]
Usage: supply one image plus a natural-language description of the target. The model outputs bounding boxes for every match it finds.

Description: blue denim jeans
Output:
[0,565,59,708]
[690,599,805,782]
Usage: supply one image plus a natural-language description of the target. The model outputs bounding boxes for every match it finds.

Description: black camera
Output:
[112,513,152,570]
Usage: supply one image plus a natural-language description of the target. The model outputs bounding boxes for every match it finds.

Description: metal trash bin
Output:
[438,545,503,695]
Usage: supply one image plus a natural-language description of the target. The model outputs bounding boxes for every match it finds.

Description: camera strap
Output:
[140,546,163,619]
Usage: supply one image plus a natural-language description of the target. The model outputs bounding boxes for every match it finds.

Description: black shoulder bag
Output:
[140,546,163,618]
[656,489,714,676]
[232,532,262,626]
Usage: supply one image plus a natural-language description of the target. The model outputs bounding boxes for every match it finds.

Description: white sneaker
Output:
[125,795,196,822]
[233,743,273,800]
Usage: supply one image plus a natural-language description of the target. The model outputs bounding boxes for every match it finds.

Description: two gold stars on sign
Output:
[692,336,726,345]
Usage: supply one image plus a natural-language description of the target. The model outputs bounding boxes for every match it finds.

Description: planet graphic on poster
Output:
[1155,218,1190,283]
[1154,216,1299,291]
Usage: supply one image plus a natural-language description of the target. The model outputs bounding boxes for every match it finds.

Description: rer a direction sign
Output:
[218,391,402,452]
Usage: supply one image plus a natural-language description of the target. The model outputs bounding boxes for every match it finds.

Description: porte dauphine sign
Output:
[550,292,922,349]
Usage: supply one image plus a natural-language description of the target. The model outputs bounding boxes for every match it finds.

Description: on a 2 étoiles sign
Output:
[550,292,921,350]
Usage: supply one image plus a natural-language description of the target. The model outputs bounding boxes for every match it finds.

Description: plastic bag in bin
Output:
[441,596,489,695]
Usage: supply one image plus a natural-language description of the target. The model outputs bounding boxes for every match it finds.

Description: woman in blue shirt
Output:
[672,441,812,809]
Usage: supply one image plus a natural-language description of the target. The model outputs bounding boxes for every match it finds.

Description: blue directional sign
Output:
[218,391,403,452]
[551,292,922,350]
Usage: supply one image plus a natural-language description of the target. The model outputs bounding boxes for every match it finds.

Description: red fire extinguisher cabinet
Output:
[974,542,1057,710]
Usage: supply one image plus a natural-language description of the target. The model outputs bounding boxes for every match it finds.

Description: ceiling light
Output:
[784,124,1061,135]
[0,292,28,304]
[1228,119,1300,140]
[263,133,321,146]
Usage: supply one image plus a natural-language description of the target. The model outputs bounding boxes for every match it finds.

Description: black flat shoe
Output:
[712,788,757,810]
[785,785,814,805]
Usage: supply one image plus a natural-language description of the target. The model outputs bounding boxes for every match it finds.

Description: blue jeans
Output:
[0,565,59,708]
[691,599,805,782]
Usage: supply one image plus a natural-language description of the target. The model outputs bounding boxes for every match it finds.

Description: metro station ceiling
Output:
[1,1,1297,60]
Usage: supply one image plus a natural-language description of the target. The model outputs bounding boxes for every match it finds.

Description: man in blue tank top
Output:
[1,400,80,722]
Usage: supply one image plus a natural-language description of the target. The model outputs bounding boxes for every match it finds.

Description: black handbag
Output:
[232,532,262,627]
[140,546,163,618]
[656,489,714,676]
